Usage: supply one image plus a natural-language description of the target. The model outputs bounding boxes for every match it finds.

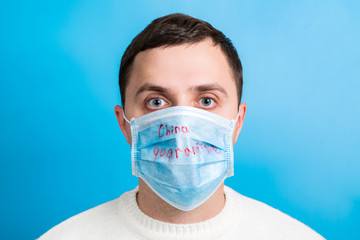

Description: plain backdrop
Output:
[0,0,359,239]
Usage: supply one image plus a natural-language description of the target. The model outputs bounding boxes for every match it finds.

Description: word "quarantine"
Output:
[153,143,220,161]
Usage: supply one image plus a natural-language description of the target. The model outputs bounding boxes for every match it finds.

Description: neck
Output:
[136,178,226,224]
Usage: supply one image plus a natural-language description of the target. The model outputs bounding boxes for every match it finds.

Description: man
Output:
[39,13,324,239]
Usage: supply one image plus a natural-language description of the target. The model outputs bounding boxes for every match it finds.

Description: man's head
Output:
[115,13,246,145]
[118,13,243,108]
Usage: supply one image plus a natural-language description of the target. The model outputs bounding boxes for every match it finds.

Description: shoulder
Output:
[224,186,325,240]
[37,188,137,240]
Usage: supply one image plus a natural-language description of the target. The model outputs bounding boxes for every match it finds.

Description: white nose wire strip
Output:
[123,109,240,125]
[122,111,131,124]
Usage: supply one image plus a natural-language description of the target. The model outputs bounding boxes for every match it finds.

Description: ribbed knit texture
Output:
[118,186,236,240]
[38,186,325,240]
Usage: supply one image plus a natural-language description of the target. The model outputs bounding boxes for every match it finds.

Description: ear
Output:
[233,102,247,144]
[114,105,131,145]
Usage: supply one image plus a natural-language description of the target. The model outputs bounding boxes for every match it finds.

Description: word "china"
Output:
[158,124,190,138]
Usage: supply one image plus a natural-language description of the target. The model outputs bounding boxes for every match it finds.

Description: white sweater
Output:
[38,186,324,240]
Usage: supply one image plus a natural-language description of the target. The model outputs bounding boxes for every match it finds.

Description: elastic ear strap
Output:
[122,111,131,124]
[234,112,240,123]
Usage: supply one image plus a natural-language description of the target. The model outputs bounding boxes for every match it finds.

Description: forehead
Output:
[126,39,237,99]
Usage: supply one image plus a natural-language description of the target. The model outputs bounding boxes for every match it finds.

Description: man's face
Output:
[115,39,246,144]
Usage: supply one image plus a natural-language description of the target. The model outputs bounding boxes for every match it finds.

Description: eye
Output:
[199,97,215,107]
[147,98,166,108]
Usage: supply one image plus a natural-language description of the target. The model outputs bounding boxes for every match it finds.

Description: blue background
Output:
[0,0,359,239]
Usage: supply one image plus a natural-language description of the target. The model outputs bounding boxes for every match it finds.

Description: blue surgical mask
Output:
[123,106,239,211]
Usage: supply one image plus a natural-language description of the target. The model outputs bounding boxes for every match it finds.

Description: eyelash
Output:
[145,96,168,109]
[144,95,218,110]
[197,96,217,109]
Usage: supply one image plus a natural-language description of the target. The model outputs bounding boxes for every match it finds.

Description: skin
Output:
[114,38,246,224]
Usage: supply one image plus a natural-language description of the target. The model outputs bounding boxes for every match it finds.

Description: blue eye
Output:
[200,98,214,107]
[148,98,166,108]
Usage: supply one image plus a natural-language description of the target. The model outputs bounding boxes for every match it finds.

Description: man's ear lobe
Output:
[233,102,247,143]
[114,105,131,145]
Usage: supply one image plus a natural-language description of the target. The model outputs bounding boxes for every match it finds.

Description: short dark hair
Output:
[119,13,243,107]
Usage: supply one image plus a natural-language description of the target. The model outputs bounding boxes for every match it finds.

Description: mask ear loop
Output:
[122,111,131,124]
[234,111,240,123]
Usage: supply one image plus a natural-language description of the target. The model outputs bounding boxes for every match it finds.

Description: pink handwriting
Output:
[153,143,221,161]
[158,124,190,138]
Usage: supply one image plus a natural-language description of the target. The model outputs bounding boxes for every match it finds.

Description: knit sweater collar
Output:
[117,186,238,240]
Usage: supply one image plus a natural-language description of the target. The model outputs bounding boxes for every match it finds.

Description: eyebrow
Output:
[192,84,228,96]
[134,82,228,99]
[135,83,172,99]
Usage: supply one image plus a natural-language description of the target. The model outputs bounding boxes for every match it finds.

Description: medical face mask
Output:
[123,106,239,211]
